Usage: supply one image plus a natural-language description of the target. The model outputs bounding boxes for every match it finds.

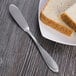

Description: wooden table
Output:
[0,0,76,76]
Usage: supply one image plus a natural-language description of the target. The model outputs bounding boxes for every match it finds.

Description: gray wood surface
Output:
[0,0,76,76]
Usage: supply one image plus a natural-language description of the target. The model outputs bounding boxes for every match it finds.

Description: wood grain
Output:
[0,0,76,76]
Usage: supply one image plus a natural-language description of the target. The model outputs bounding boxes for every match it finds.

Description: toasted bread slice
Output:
[40,0,74,36]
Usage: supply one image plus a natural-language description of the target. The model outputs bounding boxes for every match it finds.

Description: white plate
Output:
[38,0,76,46]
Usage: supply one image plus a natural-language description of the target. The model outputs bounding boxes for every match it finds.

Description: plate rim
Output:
[38,0,76,46]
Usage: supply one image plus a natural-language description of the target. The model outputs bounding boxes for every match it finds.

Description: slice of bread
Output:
[61,3,76,32]
[40,0,74,36]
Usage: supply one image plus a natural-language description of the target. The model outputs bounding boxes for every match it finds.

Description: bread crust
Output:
[61,13,76,31]
[40,11,74,36]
